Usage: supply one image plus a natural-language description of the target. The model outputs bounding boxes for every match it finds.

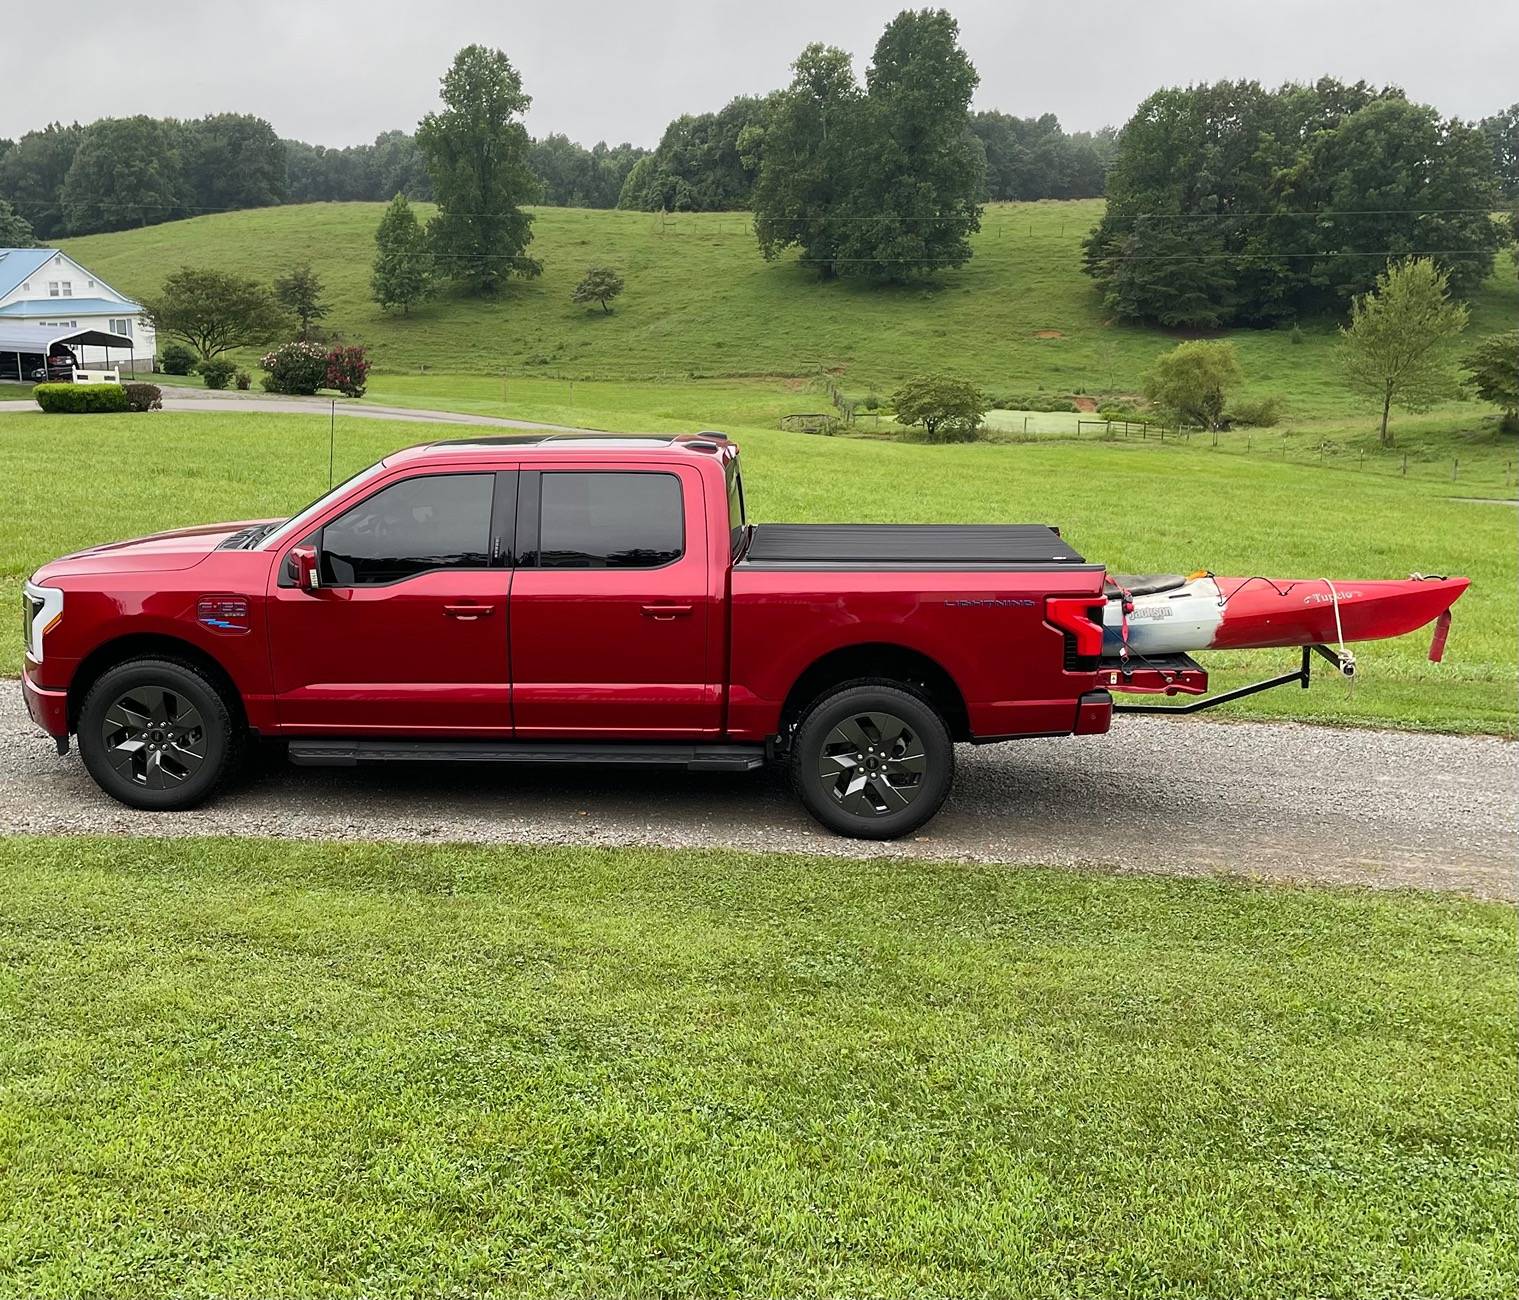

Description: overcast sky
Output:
[2,0,1514,148]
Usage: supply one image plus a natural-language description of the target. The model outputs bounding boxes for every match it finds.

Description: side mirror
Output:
[290,545,320,591]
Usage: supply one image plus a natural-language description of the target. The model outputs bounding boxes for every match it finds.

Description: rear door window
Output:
[321,473,495,585]
[535,471,683,569]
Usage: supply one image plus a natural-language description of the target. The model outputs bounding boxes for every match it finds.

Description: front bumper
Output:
[21,665,68,739]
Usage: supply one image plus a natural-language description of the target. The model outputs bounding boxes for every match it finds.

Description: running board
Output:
[288,739,767,772]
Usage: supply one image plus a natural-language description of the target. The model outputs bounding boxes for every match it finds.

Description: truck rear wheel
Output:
[77,658,242,811]
[790,682,953,840]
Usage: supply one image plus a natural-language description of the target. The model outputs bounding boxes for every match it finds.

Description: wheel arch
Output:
[780,642,970,741]
[68,633,248,732]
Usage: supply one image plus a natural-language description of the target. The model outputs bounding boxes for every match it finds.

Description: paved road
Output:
[0,386,594,431]
[3,690,1513,898]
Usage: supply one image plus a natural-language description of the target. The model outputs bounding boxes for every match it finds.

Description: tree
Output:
[615,98,771,211]
[274,263,328,339]
[143,268,288,361]
[891,374,987,440]
[0,197,35,247]
[416,45,542,295]
[753,11,984,282]
[969,111,1110,200]
[1085,81,1502,326]
[1463,330,1519,431]
[0,123,83,238]
[60,116,189,234]
[1479,104,1519,200]
[183,114,286,214]
[572,266,625,314]
[372,194,433,315]
[751,43,863,277]
[1338,259,1468,447]
[1143,341,1244,431]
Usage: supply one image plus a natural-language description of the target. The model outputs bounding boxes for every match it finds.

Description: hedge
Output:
[33,383,130,414]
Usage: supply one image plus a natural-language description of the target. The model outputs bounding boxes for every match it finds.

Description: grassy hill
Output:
[61,201,1519,419]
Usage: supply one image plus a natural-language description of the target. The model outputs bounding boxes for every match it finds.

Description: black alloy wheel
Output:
[78,658,240,811]
[791,682,953,840]
[99,685,209,790]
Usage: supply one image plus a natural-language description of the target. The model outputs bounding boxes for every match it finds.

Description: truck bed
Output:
[741,524,1085,567]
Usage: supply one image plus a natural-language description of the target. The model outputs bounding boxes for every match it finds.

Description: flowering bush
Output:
[259,341,328,395]
[325,345,370,398]
[258,342,370,397]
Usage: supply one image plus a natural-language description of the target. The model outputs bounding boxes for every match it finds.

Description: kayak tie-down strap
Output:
[1319,579,1357,680]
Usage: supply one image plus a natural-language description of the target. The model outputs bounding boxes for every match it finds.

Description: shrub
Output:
[325,345,370,398]
[1288,323,1305,346]
[234,369,252,391]
[986,391,1078,413]
[197,358,236,390]
[122,382,163,412]
[33,383,129,414]
[1224,396,1283,427]
[1096,400,1148,421]
[158,343,196,375]
[259,341,328,395]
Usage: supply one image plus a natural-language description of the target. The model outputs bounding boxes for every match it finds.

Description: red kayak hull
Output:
[1209,576,1470,650]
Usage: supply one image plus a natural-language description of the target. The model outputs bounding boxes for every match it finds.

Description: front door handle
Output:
[641,603,693,620]
[444,603,495,620]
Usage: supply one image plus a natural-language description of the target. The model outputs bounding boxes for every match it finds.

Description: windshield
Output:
[258,460,391,550]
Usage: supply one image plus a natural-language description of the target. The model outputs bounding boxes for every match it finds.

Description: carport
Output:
[0,323,136,383]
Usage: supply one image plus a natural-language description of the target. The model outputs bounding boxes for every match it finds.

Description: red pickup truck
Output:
[21,432,1122,839]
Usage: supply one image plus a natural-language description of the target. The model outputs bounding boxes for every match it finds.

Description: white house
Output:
[0,247,156,378]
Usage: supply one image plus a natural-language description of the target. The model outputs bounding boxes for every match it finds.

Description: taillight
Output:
[1046,595,1107,659]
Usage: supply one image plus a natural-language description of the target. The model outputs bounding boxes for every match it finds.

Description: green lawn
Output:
[1,408,1513,732]
[59,201,1519,423]
[0,835,1513,1299]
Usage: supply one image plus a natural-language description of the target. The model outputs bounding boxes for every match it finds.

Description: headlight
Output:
[21,580,63,663]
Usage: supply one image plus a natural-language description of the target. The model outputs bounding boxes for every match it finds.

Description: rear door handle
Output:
[444,603,495,620]
[641,603,693,620]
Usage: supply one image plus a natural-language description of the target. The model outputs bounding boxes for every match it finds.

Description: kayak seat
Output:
[1105,573,1188,599]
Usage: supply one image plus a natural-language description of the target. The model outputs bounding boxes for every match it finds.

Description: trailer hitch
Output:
[1113,644,1352,716]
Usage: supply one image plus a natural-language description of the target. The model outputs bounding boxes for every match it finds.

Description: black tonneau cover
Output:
[742,523,1084,567]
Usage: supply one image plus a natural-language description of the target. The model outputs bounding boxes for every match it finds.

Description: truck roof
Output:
[382,432,735,468]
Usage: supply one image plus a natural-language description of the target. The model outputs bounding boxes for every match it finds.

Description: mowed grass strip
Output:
[59,200,1519,418]
[0,835,1513,1299]
[1,410,1513,732]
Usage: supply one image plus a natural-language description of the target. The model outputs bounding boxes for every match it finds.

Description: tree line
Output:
[1084,80,1516,328]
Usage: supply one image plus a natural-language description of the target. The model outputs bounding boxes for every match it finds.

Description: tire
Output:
[77,657,242,811]
[790,681,954,840]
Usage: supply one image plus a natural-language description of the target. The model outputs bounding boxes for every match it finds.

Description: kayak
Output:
[1101,573,1469,658]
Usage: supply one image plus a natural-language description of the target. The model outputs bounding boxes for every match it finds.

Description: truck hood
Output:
[32,519,280,581]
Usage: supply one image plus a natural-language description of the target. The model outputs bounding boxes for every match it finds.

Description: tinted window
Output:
[537,472,683,569]
[322,473,494,585]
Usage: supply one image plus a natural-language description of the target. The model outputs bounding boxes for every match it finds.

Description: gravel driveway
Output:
[3,689,1513,898]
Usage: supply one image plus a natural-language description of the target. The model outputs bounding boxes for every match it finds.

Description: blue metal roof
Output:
[0,296,144,317]
[0,248,57,298]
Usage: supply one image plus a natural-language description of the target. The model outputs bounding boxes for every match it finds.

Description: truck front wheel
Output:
[77,658,242,811]
[790,682,954,840]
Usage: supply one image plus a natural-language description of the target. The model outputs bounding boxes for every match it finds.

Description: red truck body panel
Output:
[21,435,1113,747]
